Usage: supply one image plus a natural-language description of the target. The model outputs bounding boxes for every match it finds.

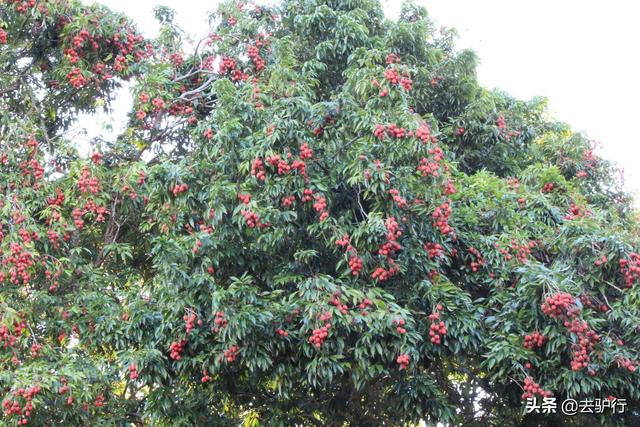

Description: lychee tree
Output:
[0,0,639,426]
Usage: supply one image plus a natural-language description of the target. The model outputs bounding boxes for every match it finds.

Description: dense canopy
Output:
[0,0,639,425]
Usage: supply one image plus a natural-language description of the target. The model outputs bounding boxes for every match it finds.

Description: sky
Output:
[89,0,640,201]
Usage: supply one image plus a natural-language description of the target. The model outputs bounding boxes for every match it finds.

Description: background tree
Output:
[0,0,638,425]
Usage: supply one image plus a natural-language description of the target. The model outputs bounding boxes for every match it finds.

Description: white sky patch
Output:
[86,0,640,203]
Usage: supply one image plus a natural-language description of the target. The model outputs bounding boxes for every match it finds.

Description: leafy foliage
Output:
[0,0,638,425]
